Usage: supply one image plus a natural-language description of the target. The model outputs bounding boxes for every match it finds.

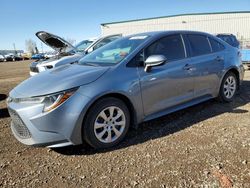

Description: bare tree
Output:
[25,39,37,54]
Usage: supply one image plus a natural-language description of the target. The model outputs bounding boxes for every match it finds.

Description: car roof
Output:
[216,33,236,36]
[127,30,214,38]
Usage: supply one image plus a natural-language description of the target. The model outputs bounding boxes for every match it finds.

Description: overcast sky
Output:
[0,0,250,51]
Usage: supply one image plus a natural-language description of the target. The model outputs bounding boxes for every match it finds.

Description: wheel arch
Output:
[80,92,138,137]
[92,93,137,124]
[221,67,240,90]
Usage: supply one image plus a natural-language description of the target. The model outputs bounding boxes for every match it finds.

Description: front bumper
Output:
[29,71,38,76]
[7,91,91,147]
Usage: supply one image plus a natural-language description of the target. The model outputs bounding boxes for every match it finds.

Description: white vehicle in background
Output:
[30,31,121,76]
[44,51,58,59]
[0,54,5,62]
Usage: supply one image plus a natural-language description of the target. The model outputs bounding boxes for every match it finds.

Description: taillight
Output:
[238,51,242,57]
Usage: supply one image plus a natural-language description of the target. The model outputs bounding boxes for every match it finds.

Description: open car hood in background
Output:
[36,31,75,53]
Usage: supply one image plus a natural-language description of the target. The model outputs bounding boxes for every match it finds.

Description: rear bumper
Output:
[239,64,245,85]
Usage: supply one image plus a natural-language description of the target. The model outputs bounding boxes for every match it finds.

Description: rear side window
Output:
[209,38,225,52]
[145,34,185,61]
[187,34,211,56]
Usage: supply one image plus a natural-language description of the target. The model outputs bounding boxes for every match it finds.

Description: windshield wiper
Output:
[81,62,99,67]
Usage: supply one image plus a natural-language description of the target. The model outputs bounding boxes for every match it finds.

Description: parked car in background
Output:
[5,53,22,61]
[241,49,250,70]
[5,54,13,61]
[44,51,57,59]
[31,53,45,60]
[216,34,240,48]
[29,31,121,76]
[0,54,5,62]
[7,31,244,149]
[21,52,32,60]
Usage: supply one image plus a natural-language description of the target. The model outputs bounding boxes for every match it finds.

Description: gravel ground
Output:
[0,60,250,188]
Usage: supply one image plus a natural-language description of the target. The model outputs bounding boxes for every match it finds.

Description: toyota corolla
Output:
[7,31,244,149]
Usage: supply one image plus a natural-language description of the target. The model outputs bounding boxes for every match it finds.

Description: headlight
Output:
[45,65,53,69]
[42,90,76,112]
[10,88,77,112]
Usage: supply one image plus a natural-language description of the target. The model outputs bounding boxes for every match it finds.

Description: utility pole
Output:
[13,43,17,55]
[41,42,44,53]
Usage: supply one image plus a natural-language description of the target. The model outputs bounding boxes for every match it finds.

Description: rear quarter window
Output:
[209,38,225,52]
[187,34,211,56]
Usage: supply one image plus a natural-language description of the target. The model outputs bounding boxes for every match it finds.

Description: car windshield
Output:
[74,40,94,52]
[78,35,149,66]
[65,40,94,54]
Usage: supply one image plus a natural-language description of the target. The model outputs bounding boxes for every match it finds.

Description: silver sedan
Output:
[7,31,244,149]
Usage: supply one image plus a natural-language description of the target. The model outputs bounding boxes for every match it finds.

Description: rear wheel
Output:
[83,97,130,149]
[218,72,238,102]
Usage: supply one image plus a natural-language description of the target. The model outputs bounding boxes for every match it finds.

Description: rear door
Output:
[185,34,225,98]
[138,34,195,116]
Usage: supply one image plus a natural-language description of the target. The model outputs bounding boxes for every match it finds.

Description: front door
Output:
[138,34,195,116]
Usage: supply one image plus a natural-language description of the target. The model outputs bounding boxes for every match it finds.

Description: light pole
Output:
[13,43,17,55]
[41,42,44,53]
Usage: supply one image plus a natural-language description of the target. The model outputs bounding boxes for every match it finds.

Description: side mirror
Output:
[144,55,167,72]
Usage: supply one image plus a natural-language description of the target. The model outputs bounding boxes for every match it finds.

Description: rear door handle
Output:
[215,56,224,62]
[183,64,193,71]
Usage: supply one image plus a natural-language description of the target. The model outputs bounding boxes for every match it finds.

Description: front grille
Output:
[8,109,31,139]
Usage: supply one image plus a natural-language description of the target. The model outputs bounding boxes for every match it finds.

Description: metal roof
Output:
[101,11,250,26]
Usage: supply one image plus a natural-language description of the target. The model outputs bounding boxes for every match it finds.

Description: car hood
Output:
[36,31,76,53]
[11,64,109,98]
[35,53,83,66]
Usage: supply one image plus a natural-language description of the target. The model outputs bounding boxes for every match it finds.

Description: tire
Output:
[218,72,238,102]
[83,97,130,149]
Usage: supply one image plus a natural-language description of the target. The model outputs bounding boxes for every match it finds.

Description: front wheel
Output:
[83,97,130,149]
[218,72,238,102]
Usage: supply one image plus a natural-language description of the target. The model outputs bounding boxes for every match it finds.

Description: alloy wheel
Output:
[223,75,236,99]
[94,106,126,143]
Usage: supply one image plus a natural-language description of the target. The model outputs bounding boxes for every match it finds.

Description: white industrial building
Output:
[101,11,250,42]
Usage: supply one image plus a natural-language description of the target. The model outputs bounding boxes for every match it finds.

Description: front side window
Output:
[187,34,211,56]
[79,35,149,66]
[145,34,185,61]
